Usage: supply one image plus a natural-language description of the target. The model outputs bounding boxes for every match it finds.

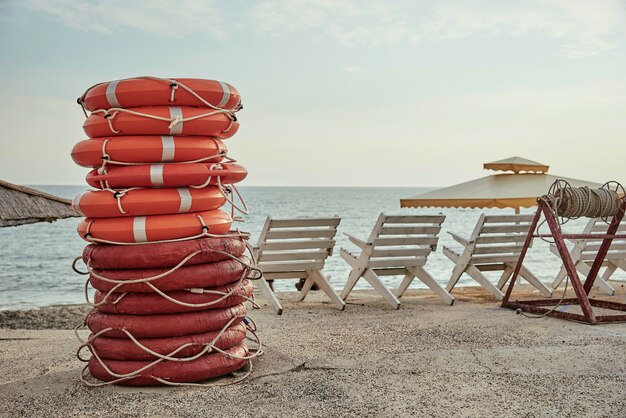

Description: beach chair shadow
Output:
[443,213,553,301]
[253,216,345,315]
[339,213,454,309]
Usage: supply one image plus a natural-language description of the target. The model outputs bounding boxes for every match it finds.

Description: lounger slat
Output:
[379,226,441,235]
[269,218,341,228]
[266,230,337,239]
[473,245,524,255]
[483,215,535,223]
[475,235,528,244]
[262,271,308,279]
[591,223,626,233]
[469,254,521,264]
[258,261,325,273]
[368,257,426,268]
[584,242,626,252]
[580,250,626,261]
[259,250,329,262]
[480,225,531,234]
[373,237,439,246]
[371,248,432,258]
[260,240,335,251]
[383,215,445,224]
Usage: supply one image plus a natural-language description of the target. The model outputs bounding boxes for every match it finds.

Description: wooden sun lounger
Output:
[339,213,454,309]
[550,218,626,296]
[443,214,553,301]
[253,216,346,315]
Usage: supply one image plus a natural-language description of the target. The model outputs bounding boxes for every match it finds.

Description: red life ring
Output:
[88,343,248,385]
[83,236,247,269]
[94,280,254,315]
[85,163,247,189]
[77,209,232,243]
[83,106,239,139]
[72,186,225,218]
[81,78,241,111]
[87,304,247,338]
[88,257,249,293]
[90,322,247,361]
[71,136,226,168]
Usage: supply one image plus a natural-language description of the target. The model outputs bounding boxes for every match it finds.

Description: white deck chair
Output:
[339,213,454,310]
[253,217,345,315]
[550,218,626,296]
[443,214,553,301]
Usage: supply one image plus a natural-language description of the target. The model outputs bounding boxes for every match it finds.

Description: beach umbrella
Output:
[400,157,602,213]
[0,179,77,227]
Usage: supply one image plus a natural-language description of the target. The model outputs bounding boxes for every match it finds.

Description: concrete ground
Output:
[1,285,625,417]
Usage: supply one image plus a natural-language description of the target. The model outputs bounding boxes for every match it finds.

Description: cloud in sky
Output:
[21,0,626,58]
[22,0,226,39]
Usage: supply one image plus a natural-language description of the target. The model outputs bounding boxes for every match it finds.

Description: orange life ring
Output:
[87,343,248,385]
[89,322,247,361]
[71,136,227,168]
[85,162,247,189]
[83,106,239,139]
[72,186,225,218]
[94,280,254,315]
[80,78,241,111]
[83,236,246,270]
[77,209,232,243]
[87,304,247,338]
[88,257,249,293]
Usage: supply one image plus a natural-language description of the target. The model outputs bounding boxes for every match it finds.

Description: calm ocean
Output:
[1,186,622,310]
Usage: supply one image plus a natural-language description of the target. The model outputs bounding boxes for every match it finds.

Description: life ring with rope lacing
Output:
[71,136,227,168]
[85,162,247,189]
[79,77,242,112]
[72,186,225,218]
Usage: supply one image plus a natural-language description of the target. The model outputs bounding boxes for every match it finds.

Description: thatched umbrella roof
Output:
[0,180,78,227]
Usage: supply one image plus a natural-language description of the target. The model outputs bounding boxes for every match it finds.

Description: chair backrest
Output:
[255,217,341,278]
[578,218,626,262]
[366,213,445,272]
[469,214,535,265]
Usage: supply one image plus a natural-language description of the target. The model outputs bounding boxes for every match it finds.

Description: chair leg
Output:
[396,273,414,298]
[297,274,316,301]
[446,264,466,292]
[340,268,364,301]
[363,269,401,309]
[497,266,514,290]
[551,265,568,290]
[308,270,346,311]
[465,265,504,301]
[577,262,616,296]
[409,266,455,306]
[256,277,283,315]
[519,266,552,297]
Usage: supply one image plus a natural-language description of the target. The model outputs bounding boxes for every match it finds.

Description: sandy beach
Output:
[1,285,625,417]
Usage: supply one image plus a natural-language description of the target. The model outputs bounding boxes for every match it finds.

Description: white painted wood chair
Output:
[550,218,626,296]
[444,214,553,301]
[339,213,454,310]
[253,217,345,315]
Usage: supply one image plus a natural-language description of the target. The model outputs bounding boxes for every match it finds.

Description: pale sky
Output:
[0,0,625,186]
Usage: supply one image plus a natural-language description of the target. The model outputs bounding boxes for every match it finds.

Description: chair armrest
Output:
[447,231,472,246]
[343,232,369,249]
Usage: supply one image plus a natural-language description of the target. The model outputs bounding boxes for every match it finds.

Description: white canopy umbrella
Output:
[400,157,602,213]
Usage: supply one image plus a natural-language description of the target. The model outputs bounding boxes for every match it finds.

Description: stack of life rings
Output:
[70,77,262,386]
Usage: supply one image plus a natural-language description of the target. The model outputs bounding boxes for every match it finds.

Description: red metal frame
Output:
[501,197,626,324]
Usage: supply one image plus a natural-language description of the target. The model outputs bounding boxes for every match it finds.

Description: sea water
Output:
[0,186,623,310]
